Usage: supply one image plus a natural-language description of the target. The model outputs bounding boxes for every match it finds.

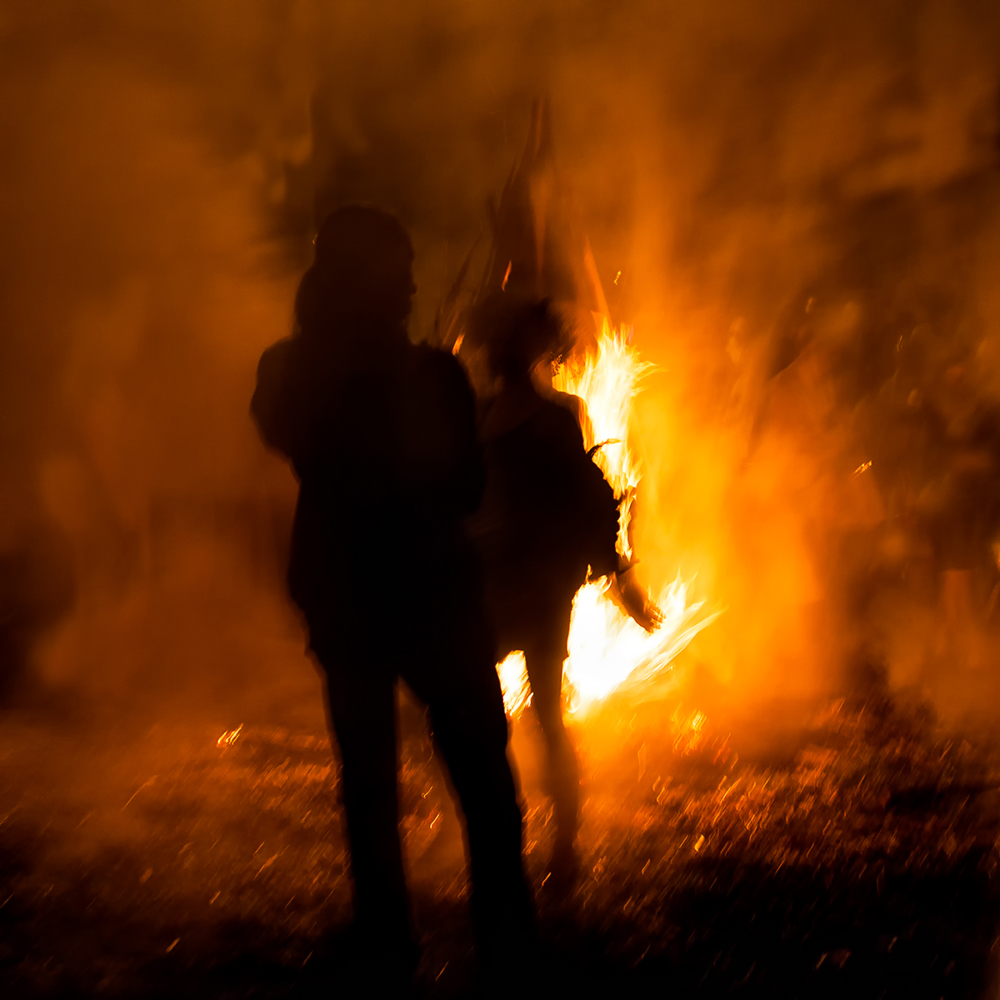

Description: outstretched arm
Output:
[608,562,663,633]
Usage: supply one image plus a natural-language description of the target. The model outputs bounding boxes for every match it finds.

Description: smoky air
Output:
[1,2,999,997]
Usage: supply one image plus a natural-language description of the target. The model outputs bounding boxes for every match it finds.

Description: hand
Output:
[610,569,663,633]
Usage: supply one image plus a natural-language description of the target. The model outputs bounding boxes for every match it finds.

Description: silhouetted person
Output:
[251,207,532,983]
[467,294,651,881]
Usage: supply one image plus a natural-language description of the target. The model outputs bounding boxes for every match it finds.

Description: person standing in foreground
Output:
[251,206,533,983]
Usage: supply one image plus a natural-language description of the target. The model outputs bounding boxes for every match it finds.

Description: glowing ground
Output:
[2,691,1000,998]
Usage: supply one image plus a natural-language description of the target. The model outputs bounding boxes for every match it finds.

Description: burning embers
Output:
[497,321,718,717]
[217,724,243,748]
[563,572,715,713]
[554,322,649,562]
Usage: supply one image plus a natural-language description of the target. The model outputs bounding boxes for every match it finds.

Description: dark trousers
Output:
[315,620,533,955]
[493,591,580,852]
[520,608,580,852]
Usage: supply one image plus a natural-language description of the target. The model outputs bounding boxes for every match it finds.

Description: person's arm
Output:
[251,339,299,460]
[555,406,663,632]
[608,562,663,632]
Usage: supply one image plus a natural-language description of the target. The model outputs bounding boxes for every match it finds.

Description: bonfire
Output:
[498,319,718,717]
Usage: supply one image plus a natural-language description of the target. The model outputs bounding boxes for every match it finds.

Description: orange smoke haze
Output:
[0,0,999,735]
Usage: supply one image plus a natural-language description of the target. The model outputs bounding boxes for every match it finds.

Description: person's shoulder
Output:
[535,391,586,444]
[411,342,473,394]
[251,338,299,452]
[547,390,586,425]
[411,341,462,373]
[257,337,295,379]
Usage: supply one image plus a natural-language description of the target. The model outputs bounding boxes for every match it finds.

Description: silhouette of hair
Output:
[468,293,569,378]
[295,205,414,336]
[314,205,413,271]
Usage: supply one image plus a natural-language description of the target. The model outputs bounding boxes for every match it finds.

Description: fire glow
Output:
[554,322,649,561]
[497,322,718,717]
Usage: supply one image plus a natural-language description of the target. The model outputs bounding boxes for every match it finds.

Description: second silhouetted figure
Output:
[467,294,623,881]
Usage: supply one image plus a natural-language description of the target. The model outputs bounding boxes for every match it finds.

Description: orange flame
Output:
[497,321,718,717]
[563,574,717,714]
[497,651,531,716]
[217,724,243,748]
[553,321,650,560]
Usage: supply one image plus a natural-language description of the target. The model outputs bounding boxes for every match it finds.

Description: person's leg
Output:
[523,605,580,871]
[320,657,416,962]
[524,651,579,851]
[403,635,533,956]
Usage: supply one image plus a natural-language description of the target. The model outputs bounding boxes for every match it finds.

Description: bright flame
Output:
[563,576,718,714]
[497,651,531,716]
[553,320,651,559]
[217,723,243,748]
[496,320,717,717]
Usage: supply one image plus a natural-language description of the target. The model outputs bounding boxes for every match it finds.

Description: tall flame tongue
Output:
[498,320,718,717]
[466,101,717,717]
[554,319,649,561]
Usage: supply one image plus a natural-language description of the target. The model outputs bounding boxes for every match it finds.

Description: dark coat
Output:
[470,391,619,652]
[252,326,486,659]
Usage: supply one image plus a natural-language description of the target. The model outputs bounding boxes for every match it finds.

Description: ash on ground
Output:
[2,685,1000,999]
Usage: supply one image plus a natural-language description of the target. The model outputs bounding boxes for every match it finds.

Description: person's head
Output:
[295,205,415,338]
[468,293,568,382]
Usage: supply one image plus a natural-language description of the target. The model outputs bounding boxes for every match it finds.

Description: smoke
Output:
[0,1,316,718]
[1,1,998,731]
[607,0,1000,727]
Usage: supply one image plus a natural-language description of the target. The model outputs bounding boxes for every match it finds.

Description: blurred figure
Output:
[466,293,659,881]
[251,207,532,982]
[916,364,1000,670]
[0,511,75,705]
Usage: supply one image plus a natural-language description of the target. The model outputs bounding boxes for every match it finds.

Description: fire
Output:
[498,321,718,717]
[563,574,717,714]
[497,651,531,716]
[217,724,243,748]
[501,260,512,291]
[553,320,649,560]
